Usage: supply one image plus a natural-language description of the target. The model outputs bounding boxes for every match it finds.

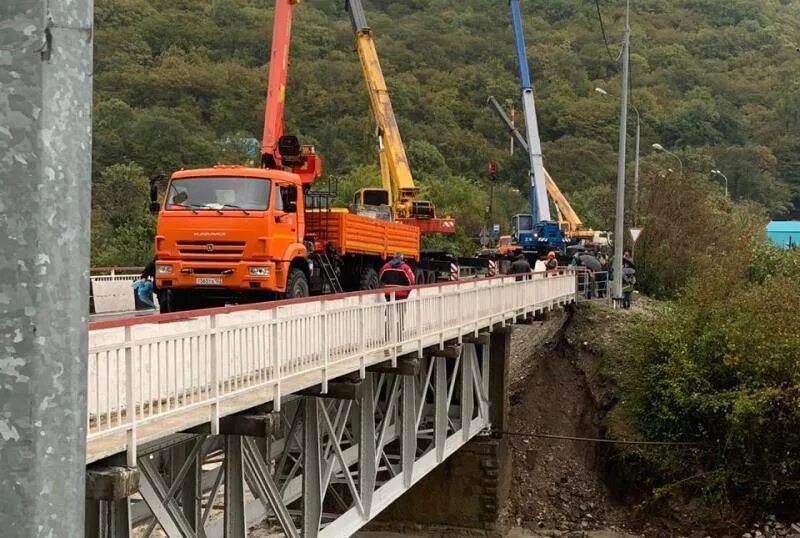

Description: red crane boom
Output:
[260,0,321,186]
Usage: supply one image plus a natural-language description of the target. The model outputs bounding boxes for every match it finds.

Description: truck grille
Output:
[176,240,246,260]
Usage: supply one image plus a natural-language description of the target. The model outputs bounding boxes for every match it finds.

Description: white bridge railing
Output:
[86,271,576,463]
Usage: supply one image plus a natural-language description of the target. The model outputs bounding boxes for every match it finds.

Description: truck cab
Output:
[512,214,536,248]
[512,214,568,255]
[152,165,309,310]
[531,220,568,252]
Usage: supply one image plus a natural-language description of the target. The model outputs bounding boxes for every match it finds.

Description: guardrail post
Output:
[321,300,328,393]
[416,288,423,356]
[438,285,444,348]
[210,315,220,434]
[271,309,281,411]
[359,295,366,377]
[125,325,137,467]
[488,280,494,327]
[457,283,463,343]
[390,291,397,367]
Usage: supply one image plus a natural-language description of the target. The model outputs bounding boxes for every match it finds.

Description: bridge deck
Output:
[86,272,576,464]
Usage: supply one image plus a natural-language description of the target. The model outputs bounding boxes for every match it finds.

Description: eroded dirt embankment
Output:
[501,309,631,536]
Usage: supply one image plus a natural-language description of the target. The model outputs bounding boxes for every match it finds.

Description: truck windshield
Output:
[166,177,270,211]
[515,215,533,231]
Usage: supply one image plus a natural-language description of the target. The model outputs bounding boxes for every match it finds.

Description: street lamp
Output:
[711,169,729,199]
[596,86,641,227]
[652,143,683,176]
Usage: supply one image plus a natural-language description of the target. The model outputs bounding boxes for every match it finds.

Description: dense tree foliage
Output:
[605,244,800,513]
[92,0,800,264]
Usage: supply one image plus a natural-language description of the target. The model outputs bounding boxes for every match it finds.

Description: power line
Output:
[494,429,706,447]
[593,0,640,115]
[593,0,616,65]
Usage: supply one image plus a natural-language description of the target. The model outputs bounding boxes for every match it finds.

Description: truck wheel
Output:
[359,267,380,290]
[162,290,191,313]
[414,269,424,286]
[286,268,310,298]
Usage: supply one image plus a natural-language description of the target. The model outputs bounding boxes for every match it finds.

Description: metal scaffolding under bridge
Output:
[84,272,577,536]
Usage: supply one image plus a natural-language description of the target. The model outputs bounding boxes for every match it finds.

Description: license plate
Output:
[196,277,223,285]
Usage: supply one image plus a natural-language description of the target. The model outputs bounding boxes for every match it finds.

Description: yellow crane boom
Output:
[544,169,590,237]
[345,0,454,234]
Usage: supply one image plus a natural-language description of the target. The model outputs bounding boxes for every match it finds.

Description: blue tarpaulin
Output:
[767,221,800,248]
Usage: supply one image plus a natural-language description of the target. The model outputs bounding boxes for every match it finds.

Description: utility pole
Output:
[0,0,93,535]
[487,161,497,227]
[633,107,640,226]
[612,0,631,300]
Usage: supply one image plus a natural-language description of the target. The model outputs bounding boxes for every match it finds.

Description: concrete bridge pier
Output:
[375,326,513,532]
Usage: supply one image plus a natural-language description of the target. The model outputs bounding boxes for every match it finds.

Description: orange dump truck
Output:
[150,165,420,312]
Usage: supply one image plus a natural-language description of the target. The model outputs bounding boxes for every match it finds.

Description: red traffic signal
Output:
[488,161,497,178]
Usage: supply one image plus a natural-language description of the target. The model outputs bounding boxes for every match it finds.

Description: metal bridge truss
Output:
[89,338,492,537]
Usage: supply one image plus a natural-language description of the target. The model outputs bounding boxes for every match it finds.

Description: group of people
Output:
[570,248,636,308]
[506,248,636,309]
[509,250,559,280]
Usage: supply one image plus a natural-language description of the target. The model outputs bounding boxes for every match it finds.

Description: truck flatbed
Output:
[306,209,419,261]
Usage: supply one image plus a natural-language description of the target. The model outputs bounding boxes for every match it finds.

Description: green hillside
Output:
[92,0,800,264]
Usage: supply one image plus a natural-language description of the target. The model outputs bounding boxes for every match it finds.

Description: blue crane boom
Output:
[509,0,551,223]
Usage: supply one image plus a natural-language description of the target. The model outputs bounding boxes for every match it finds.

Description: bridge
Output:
[84,272,576,537]
[2,4,580,535]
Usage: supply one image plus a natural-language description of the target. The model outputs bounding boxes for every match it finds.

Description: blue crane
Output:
[508,0,566,255]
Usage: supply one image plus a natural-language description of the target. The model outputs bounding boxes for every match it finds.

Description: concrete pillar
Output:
[85,466,139,538]
[0,0,93,536]
[488,327,512,431]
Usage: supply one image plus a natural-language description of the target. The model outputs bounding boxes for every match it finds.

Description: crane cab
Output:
[352,188,393,222]
[353,188,390,208]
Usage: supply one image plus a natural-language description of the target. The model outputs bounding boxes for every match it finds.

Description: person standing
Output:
[133,276,156,309]
[621,256,636,309]
[544,251,559,272]
[510,253,532,281]
[379,253,416,344]
[379,253,415,299]
[575,252,602,299]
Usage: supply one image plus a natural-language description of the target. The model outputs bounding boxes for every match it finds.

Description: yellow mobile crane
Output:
[543,169,594,241]
[488,96,607,244]
[345,0,455,235]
